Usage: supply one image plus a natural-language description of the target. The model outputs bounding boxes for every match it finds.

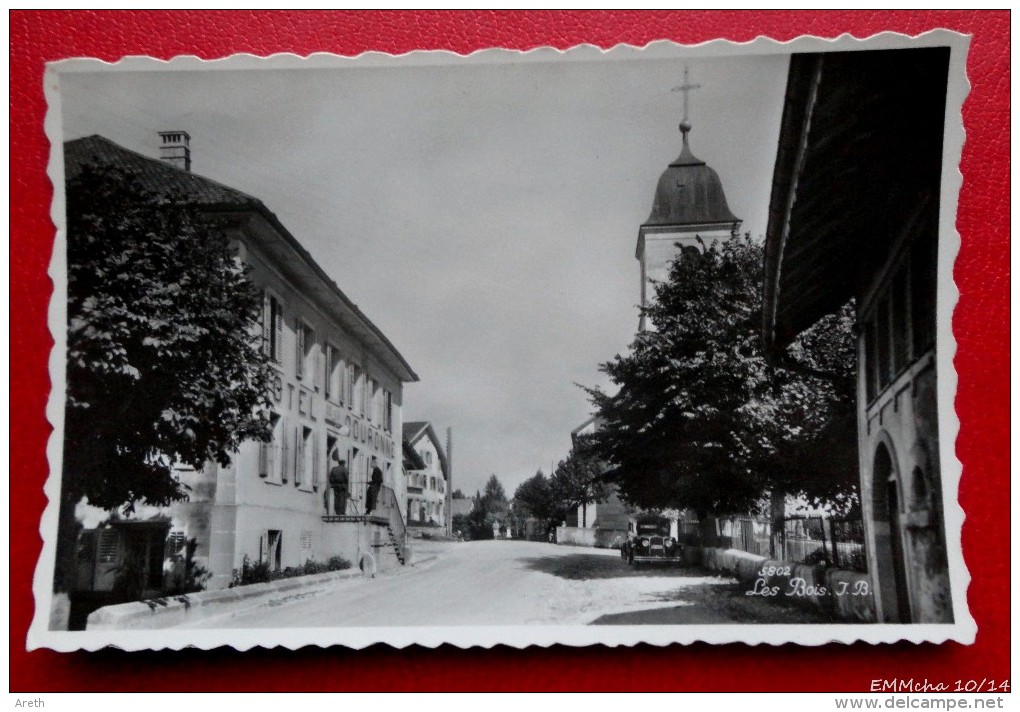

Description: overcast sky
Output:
[58,47,789,497]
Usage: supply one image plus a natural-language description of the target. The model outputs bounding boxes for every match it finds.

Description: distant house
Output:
[64,133,418,613]
[402,421,450,532]
[450,496,475,519]
[763,48,953,623]
[562,417,631,548]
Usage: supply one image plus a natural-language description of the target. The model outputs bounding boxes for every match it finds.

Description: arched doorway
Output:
[872,441,911,622]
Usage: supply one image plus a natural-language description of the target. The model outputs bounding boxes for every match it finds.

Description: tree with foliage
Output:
[512,470,560,535]
[481,474,509,532]
[550,442,611,527]
[56,163,275,590]
[452,475,512,540]
[585,235,857,518]
[481,474,508,508]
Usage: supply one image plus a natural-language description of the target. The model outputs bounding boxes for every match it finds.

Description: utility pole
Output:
[446,426,453,538]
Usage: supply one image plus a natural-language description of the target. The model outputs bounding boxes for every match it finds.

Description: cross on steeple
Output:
[671,65,701,135]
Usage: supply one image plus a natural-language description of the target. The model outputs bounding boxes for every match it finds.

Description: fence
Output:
[826,517,867,573]
[771,515,867,573]
[715,516,772,558]
[707,514,867,573]
[676,519,702,546]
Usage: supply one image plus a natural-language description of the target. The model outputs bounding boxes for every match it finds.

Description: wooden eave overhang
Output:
[763,48,950,353]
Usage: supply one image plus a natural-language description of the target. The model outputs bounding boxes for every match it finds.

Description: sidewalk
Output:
[86,540,450,630]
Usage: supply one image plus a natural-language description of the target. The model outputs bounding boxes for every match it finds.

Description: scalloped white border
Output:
[29,30,975,652]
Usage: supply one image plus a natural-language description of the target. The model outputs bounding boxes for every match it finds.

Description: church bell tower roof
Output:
[642,136,739,228]
[640,68,740,231]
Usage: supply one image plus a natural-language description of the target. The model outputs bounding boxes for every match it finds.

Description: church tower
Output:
[637,68,741,331]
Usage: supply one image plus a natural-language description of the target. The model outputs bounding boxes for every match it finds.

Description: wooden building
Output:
[763,48,954,623]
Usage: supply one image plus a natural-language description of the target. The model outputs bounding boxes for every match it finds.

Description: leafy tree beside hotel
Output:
[56,162,275,590]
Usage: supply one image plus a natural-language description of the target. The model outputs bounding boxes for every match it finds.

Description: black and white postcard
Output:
[31,31,974,651]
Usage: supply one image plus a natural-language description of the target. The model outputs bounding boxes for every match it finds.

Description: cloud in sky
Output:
[58,48,788,497]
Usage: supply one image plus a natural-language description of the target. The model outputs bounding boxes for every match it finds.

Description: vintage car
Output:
[620,514,682,565]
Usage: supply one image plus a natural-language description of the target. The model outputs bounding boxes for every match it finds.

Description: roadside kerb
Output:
[86,568,364,630]
[87,549,446,630]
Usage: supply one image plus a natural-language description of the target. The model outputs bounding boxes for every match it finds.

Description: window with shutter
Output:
[336,354,347,405]
[361,374,369,417]
[373,381,381,423]
[293,425,302,486]
[297,425,318,491]
[281,425,290,484]
[348,364,355,407]
[295,426,304,487]
[353,367,364,415]
[263,294,285,364]
[269,436,278,481]
[324,345,333,400]
[312,431,320,490]
[349,364,357,410]
[272,299,283,364]
[269,417,280,482]
[258,440,270,478]
[262,292,272,357]
[260,414,282,480]
[296,319,305,379]
[366,378,374,422]
[268,530,282,571]
[261,530,283,571]
[316,349,324,394]
[295,322,317,384]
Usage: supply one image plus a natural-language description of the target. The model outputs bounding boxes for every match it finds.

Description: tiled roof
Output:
[401,421,449,478]
[63,134,420,384]
[65,135,262,208]
[402,421,429,443]
[451,498,474,516]
[402,439,427,471]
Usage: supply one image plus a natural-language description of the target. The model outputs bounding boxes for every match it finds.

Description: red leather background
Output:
[10,11,1009,692]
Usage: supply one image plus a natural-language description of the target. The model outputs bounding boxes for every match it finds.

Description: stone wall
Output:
[860,356,952,623]
[555,526,596,547]
[594,528,628,549]
[696,546,876,623]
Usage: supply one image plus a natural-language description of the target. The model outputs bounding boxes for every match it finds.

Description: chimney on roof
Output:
[158,130,191,172]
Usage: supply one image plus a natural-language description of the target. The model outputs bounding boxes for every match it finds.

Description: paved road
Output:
[183,540,830,628]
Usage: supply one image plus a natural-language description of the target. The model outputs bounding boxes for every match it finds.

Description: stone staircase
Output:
[386,524,406,565]
[321,485,409,569]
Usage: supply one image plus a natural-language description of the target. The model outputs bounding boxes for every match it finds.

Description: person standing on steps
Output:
[325,451,349,515]
[365,456,384,514]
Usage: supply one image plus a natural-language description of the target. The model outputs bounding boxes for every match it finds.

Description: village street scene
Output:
[40,42,959,637]
[174,540,831,628]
